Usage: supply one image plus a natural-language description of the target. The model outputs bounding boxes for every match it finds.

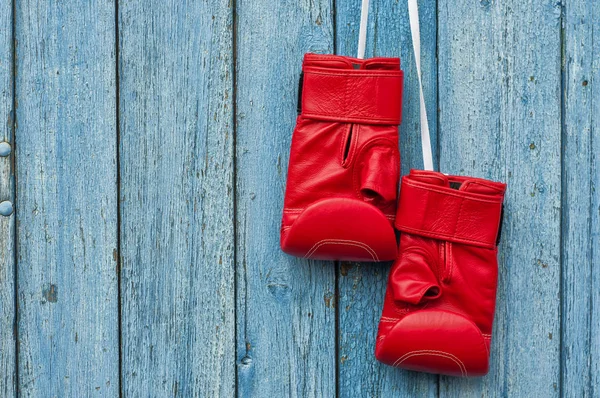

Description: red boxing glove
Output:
[375,170,506,376]
[280,53,404,262]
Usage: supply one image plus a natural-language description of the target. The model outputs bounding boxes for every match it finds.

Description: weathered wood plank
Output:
[0,0,15,395]
[592,88,600,396]
[118,0,235,396]
[235,1,336,397]
[562,1,600,396]
[591,47,600,395]
[335,1,438,396]
[15,0,119,395]
[437,0,561,396]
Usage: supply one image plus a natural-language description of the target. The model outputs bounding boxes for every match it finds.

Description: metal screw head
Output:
[0,142,10,157]
[0,201,13,216]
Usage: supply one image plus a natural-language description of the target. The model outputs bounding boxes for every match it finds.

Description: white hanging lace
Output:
[357,0,434,170]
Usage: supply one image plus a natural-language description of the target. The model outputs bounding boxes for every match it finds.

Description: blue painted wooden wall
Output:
[0,0,598,396]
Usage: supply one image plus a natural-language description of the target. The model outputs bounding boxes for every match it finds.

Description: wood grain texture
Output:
[437,0,561,396]
[118,0,235,396]
[234,1,336,397]
[15,0,119,396]
[4,1,600,397]
[562,0,600,395]
[590,57,600,396]
[0,0,15,396]
[335,1,438,396]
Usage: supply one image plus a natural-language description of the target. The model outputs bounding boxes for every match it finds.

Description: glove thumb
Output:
[390,249,441,305]
[358,143,399,207]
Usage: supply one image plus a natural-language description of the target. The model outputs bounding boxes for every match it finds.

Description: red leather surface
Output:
[281,198,397,261]
[395,170,504,249]
[281,53,403,262]
[376,170,506,376]
[302,61,403,125]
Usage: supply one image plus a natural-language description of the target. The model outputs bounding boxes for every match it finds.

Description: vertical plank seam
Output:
[500,3,510,393]
[434,1,441,394]
[585,2,595,392]
[11,0,19,394]
[232,0,239,395]
[332,0,337,55]
[558,0,566,396]
[589,14,596,395]
[434,0,441,395]
[334,262,340,398]
[114,0,123,396]
[332,1,340,397]
[434,0,440,173]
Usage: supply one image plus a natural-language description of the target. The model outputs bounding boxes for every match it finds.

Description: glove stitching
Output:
[461,179,506,193]
[391,301,429,317]
[396,225,495,248]
[454,198,465,238]
[344,71,349,124]
[379,317,400,323]
[417,308,491,360]
[393,350,467,377]
[306,242,376,261]
[303,69,403,78]
[304,239,379,261]
[394,350,467,376]
[449,242,454,282]
[445,242,454,283]
[284,208,395,218]
[438,242,445,282]
[302,112,400,125]
[403,181,503,203]
[409,170,448,185]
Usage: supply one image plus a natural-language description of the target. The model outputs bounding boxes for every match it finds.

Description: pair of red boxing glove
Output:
[280,53,506,377]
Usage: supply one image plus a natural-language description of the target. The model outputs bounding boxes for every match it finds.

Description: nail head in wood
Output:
[0,201,13,216]
[0,142,10,157]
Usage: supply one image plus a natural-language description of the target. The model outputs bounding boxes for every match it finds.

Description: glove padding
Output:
[376,169,506,376]
[281,53,404,262]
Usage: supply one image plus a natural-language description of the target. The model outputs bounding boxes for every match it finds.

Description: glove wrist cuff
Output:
[395,172,506,249]
[300,65,403,125]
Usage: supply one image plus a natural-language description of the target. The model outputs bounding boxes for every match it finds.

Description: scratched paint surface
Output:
[0,0,598,397]
[0,0,15,394]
